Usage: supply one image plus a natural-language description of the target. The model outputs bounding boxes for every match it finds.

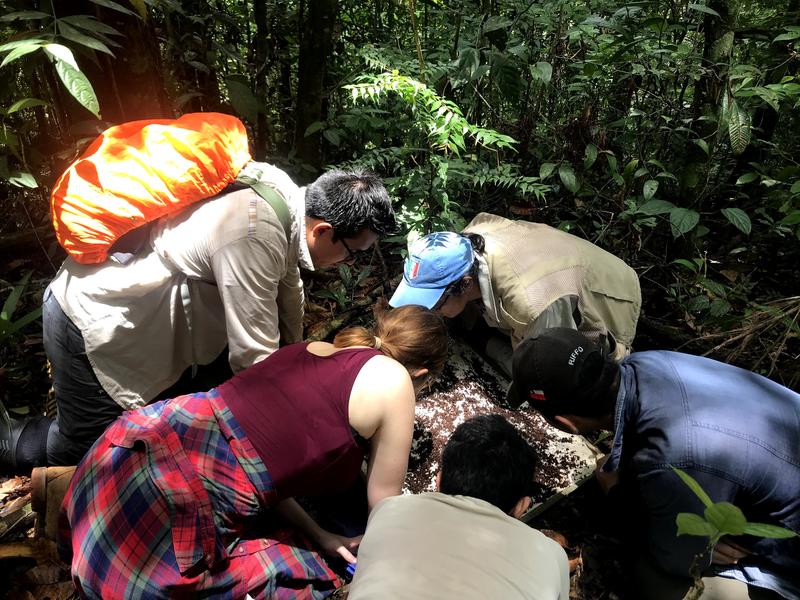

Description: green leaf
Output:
[636,200,675,215]
[743,522,799,539]
[584,144,598,169]
[643,179,658,201]
[129,0,148,18]
[539,162,557,179]
[87,0,138,17]
[736,172,758,185]
[790,181,800,195]
[6,98,48,114]
[559,164,580,193]
[773,30,800,43]
[694,139,710,156]
[721,208,752,234]
[57,21,114,56]
[8,171,37,188]
[676,513,717,537]
[0,11,51,21]
[704,502,746,536]
[672,468,713,508]
[44,43,78,69]
[688,3,721,17]
[0,38,48,53]
[225,75,260,123]
[728,100,751,155]
[670,208,700,237]
[532,61,552,85]
[59,16,122,37]
[322,128,341,146]
[51,57,101,118]
[0,42,43,67]
[1,271,31,319]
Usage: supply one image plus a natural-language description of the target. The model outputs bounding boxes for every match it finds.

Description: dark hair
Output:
[439,414,537,513]
[333,300,449,378]
[440,232,485,297]
[539,357,620,420]
[305,169,397,239]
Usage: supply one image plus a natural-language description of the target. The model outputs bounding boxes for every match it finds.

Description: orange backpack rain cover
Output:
[50,112,252,264]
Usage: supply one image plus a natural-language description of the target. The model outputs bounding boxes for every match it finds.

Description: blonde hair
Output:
[333,300,448,378]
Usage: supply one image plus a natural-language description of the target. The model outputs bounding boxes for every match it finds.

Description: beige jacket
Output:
[49,162,310,409]
[349,493,570,600]
[464,213,641,355]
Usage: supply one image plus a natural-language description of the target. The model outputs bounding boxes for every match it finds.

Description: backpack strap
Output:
[243,181,292,241]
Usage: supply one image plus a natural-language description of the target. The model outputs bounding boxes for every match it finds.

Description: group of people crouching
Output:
[2,163,797,599]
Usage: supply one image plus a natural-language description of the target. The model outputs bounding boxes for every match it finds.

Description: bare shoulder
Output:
[357,354,412,389]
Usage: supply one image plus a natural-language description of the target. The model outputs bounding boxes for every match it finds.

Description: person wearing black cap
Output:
[509,328,799,600]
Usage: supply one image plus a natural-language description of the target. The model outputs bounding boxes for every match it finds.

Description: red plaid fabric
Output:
[59,390,342,599]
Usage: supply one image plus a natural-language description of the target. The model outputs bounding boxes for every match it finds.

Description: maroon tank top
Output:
[218,343,381,499]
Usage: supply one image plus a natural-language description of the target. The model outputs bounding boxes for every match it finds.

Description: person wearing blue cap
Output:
[389,213,641,378]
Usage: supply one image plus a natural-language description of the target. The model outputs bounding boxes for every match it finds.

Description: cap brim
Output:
[389,277,447,309]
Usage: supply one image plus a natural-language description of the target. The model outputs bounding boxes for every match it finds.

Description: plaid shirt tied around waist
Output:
[60,390,342,599]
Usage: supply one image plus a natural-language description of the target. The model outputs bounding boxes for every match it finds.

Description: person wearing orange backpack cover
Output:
[0,146,396,473]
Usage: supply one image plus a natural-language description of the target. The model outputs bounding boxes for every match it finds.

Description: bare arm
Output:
[350,357,417,511]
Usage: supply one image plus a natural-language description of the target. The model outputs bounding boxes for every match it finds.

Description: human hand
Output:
[594,454,619,495]
[712,537,751,565]
[314,530,362,564]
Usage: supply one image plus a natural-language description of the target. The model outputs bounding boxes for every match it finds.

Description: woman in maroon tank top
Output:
[60,304,448,599]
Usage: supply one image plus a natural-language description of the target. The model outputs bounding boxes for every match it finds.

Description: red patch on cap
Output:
[409,260,420,279]
[528,389,546,402]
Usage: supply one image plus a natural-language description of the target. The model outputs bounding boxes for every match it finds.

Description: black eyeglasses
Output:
[340,237,358,261]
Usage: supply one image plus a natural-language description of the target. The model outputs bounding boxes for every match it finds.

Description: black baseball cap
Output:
[507,328,614,414]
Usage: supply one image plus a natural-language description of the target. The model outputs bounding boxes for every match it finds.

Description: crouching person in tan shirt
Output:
[348,414,570,599]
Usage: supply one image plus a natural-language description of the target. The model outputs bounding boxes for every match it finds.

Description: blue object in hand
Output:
[346,562,357,578]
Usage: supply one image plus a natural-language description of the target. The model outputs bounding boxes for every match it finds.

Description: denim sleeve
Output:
[637,467,740,577]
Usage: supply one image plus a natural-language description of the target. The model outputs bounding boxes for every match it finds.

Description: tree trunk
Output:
[293,0,337,170]
[253,0,271,159]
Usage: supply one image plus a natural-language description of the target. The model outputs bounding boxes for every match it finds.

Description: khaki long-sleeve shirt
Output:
[49,162,310,409]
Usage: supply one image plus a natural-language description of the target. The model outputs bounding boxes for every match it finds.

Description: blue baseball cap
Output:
[389,232,475,309]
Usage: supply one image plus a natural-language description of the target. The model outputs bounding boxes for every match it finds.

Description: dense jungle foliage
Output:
[1,0,799,394]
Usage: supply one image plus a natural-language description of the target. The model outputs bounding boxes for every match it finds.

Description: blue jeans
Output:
[42,288,124,465]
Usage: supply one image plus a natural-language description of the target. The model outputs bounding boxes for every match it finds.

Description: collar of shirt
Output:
[602,360,636,474]
[476,253,501,327]
[293,186,313,271]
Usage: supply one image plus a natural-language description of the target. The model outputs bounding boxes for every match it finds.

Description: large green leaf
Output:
[584,144,598,169]
[531,61,552,85]
[1,271,31,320]
[721,208,752,234]
[6,98,48,114]
[676,513,716,537]
[0,38,48,53]
[638,199,675,215]
[0,41,44,67]
[672,468,713,507]
[88,0,138,17]
[670,208,700,237]
[50,56,101,118]
[743,522,799,539]
[643,179,658,201]
[688,3,720,17]
[0,11,50,21]
[539,162,557,179]
[728,100,751,155]
[44,43,79,68]
[59,15,122,37]
[57,21,114,56]
[8,171,37,188]
[559,163,579,193]
[735,172,758,185]
[704,502,746,536]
